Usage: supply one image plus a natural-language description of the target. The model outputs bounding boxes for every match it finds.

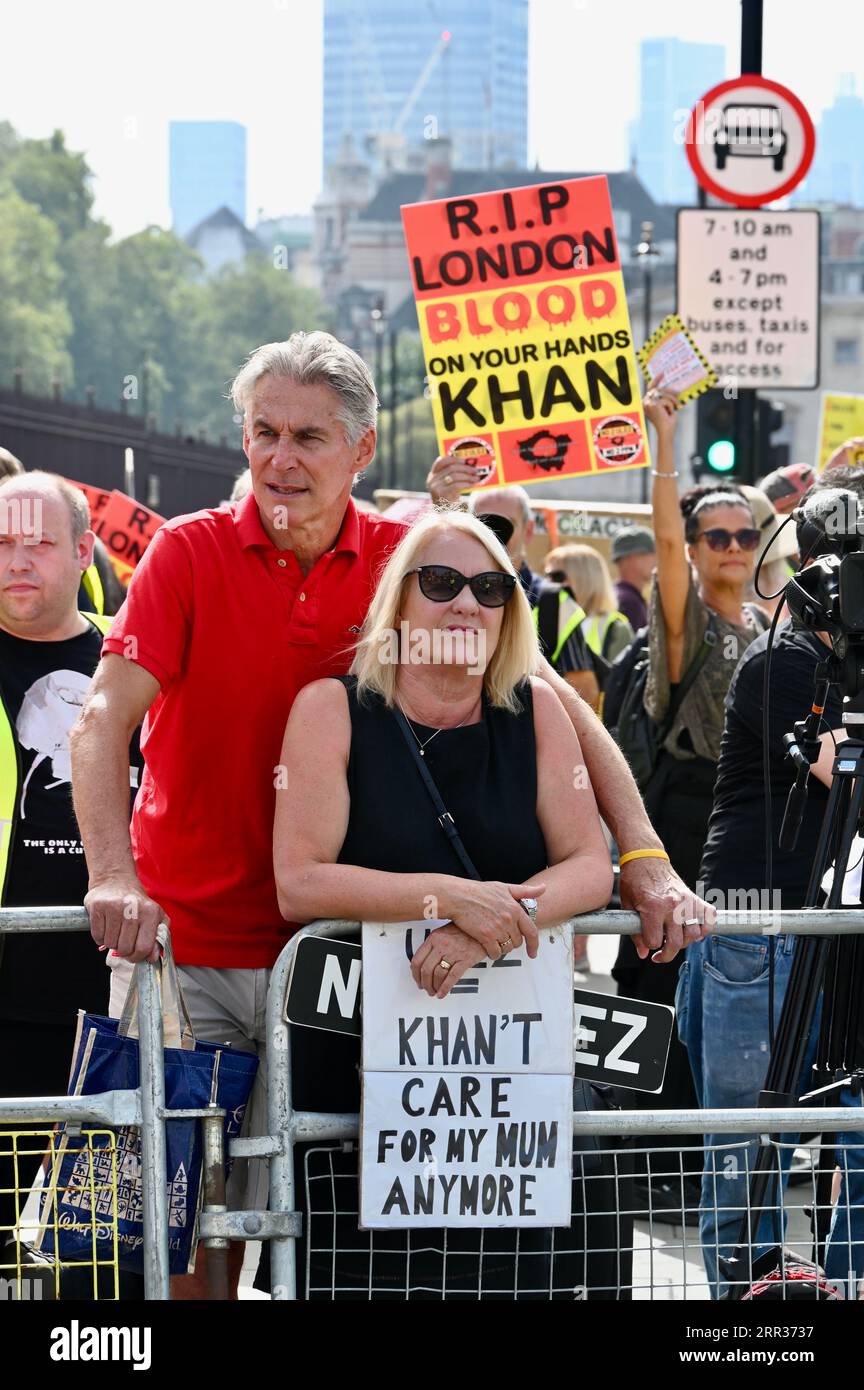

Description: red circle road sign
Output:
[685,74,816,207]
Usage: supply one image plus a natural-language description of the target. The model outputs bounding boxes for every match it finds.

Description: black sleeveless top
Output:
[335,676,548,883]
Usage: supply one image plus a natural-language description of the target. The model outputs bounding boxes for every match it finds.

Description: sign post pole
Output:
[736,0,763,484]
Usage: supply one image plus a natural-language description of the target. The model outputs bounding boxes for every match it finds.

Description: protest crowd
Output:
[3,325,864,1303]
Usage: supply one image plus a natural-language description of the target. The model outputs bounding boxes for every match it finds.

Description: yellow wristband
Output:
[618,849,671,867]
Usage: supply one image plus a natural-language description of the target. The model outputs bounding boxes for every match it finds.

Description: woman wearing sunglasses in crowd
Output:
[271,508,612,1297]
[612,382,769,1205]
[634,380,769,890]
[618,384,768,1045]
[275,507,612,995]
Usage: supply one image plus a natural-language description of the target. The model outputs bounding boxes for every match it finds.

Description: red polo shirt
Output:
[102,493,407,967]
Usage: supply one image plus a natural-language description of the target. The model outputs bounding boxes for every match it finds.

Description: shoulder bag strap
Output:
[659,613,718,738]
[392,708,482,880]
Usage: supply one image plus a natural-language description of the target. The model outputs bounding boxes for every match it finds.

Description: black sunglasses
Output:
[405,565,517,608]
[545,569,568,584]
[696,527,762,553]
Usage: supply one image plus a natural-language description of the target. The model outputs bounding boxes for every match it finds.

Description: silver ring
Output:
[683,917,701,928]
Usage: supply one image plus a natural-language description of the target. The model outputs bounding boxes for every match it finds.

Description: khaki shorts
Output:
[108,955,270,1211]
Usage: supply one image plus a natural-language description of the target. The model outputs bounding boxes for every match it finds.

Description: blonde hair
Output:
[351,508,540,712]
[545,543,616,615]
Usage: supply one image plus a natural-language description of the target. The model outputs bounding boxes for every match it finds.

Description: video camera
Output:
[785,488,864,688]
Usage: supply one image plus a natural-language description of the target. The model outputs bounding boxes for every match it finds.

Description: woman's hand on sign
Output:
[426,454,482,505]
[410,924,487,998]
[643,372,680,442]
[439,878,545,959]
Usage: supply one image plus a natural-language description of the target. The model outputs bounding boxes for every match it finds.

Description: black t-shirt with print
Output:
[700,623,842,905]
[0,619,141,1023]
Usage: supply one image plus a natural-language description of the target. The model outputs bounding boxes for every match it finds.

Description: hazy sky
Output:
[1,0,861,237]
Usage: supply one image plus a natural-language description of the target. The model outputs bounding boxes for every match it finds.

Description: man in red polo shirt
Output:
[71,331,712,1297]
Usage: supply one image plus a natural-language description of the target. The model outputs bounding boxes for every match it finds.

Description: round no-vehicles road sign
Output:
[685,74,816,208]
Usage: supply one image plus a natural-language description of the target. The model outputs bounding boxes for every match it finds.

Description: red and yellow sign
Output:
[66,479,165,586]
[401,177,651,488]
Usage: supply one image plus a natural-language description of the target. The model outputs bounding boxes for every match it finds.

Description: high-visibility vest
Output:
[0,610,112,904]
[581,610,629,658]
[532,588,587,665]
[81,563,105,616]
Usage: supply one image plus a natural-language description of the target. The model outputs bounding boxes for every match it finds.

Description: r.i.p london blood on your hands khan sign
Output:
[401,178,651,488]
[359,921,574,1229]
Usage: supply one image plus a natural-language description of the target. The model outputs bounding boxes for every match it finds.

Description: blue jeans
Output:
[676,933,864,1297]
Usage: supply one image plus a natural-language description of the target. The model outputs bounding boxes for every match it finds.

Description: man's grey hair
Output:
[468,485,532,525]
[0,470,90,545]
[230,332,378,446]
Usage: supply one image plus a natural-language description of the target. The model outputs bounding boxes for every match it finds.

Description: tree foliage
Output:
[0,123,330,437]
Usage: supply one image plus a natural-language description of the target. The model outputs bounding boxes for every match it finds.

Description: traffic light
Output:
[756,399,789,476]
[695,390,736,477]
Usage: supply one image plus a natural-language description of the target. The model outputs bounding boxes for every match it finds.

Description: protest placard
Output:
[817,393,864,471]
[637,313,717,406]
[401,178,650,488]
[65,478,114,529]
[65,481,165,585]
[96,491,165,585]
[359,921,573,1229]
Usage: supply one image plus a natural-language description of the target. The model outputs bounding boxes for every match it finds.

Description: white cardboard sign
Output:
[360,921,573,1229]
[360,1070,573,1228]
[677,208,819,390]
[362,920,574,1072]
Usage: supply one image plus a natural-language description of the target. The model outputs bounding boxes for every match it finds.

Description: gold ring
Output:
[502,937,512,948]
[683,917,700,928]
[438,958,452,972]
[444,474,453,485]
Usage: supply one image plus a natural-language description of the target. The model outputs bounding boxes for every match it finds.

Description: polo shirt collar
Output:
[233,489,361,557]
[234,490,272,549]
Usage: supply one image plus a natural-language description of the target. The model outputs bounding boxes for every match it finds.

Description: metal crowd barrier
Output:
[4,908,864,1300]
[0,908,223,1302]
[249,911,864,1301]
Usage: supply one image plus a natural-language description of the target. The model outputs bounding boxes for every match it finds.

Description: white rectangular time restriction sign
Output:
[677,208,820,390]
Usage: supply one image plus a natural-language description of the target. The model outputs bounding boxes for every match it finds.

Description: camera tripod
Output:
[722,661,864,1299]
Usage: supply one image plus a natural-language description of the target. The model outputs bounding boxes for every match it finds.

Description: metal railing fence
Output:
[5,908,864,1300]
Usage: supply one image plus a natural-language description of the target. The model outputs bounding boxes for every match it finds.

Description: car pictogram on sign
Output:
[714,102,787,172]
[685,75,815,208]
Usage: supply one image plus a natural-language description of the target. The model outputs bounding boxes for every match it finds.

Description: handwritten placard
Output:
[360,921,573,1229]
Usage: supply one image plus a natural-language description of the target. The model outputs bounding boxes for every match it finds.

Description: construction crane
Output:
[369,28,452,172]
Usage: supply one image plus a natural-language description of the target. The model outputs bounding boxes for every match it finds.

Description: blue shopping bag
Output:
[37,938,258,1276]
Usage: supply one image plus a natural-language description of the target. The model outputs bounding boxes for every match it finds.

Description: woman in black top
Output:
[271,510,613,1299]
[275,508,612,993]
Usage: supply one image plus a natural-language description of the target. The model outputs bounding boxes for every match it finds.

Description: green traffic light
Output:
[706,439,736,473]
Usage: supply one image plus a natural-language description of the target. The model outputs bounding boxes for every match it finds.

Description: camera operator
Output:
[677,463,864,1298]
